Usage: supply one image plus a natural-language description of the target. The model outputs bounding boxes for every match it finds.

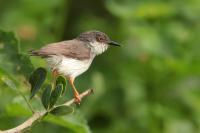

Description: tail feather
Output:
[28,50,49,58]
[28,50,40,56]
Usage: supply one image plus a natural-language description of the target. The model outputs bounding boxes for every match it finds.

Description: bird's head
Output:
[77,31,120,55]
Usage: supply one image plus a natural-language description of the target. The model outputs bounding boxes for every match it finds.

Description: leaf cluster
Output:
[29,68,73,116]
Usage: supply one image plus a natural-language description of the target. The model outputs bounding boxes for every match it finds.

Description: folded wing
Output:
[30,40,91,60]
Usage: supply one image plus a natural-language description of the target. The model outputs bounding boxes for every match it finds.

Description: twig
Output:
[1,89,93,133]
[18,90,35,113]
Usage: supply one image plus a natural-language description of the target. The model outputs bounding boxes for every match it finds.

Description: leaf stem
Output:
[18,90,35,113]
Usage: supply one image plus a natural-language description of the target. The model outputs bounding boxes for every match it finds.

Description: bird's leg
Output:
[52,69,58,87]
[68,77,81,104]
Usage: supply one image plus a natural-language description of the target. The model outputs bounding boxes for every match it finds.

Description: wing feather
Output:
[30,40,90,60]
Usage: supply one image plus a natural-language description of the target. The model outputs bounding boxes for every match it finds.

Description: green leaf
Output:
[0,30,34,78]
[29,67,47,99]
[41,84,52,110]
[49,84,63,108]
[18,54,34,78]
[44,114,91,133]
[56,75,67,95]
[50,105,74,116]
[1,76,17,90]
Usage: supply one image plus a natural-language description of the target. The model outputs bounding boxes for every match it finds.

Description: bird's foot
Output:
[74,92,81,105]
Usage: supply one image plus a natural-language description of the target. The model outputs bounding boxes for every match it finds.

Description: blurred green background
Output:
[0,0,200,133]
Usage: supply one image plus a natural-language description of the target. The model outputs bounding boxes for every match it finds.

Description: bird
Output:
[29,30,120,104]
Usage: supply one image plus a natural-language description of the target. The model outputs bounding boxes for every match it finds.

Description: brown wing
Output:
[30,40,91,60]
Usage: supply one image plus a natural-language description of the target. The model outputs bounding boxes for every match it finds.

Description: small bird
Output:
[30,30,120,104]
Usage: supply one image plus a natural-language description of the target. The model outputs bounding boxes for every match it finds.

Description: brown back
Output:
[30,39,91,60]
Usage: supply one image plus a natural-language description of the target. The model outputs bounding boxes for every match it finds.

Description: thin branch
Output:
[1,89,93,133]
[62,88,93,106]
[18,90,35,113]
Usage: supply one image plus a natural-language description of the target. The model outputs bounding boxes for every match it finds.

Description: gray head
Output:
[76,31,120,55]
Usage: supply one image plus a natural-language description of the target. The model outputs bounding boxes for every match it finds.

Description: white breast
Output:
[90,41,108,55]
[46,55,94,79]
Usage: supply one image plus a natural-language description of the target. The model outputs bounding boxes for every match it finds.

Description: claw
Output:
[74,91,81,104]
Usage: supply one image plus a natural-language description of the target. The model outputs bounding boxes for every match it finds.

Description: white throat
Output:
[89,41,108,55]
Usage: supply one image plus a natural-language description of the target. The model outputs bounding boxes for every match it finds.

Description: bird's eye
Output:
[97,37,104,42]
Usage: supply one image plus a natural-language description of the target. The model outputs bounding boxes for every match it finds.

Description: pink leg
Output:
[68,77,81,104]
[52,69,58,86]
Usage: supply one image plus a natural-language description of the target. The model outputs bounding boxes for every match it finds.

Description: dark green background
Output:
[0,0,200,133]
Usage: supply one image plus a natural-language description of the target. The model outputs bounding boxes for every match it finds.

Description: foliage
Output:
[56,75,67,95]
[50,106,74,116]
[29,67,70,112]
[0,0,200,133]
[49,84,63,109]
[29,67,47,99]
[0,30,90,133]
[42,84,52,110]
[0,30,34,78]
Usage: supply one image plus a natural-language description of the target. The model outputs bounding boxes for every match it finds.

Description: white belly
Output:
[46,55,94,79]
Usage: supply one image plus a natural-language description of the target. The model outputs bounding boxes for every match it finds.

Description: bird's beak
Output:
[108,40,120,46]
